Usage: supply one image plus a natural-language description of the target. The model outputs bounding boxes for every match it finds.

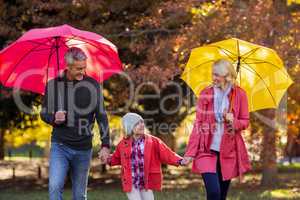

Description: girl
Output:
[107,112,184,200]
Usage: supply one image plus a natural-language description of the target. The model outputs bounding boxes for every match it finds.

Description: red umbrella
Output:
[0,24,123,94]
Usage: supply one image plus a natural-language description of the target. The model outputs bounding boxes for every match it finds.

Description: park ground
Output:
[0,158,299,200]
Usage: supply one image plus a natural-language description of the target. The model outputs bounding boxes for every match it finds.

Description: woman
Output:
[183,59,251,200]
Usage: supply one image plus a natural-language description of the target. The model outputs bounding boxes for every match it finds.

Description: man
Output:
[41,47,110,200]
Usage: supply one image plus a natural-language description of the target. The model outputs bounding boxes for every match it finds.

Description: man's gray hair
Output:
[64,47,87,65]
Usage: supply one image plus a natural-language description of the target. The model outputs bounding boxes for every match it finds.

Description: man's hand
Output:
[54,110,66,124]
[98,147,110,164]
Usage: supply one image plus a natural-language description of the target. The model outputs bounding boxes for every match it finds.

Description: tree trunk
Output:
[284,128,300,159]
[0,130,4,160]
[260,109,278,186]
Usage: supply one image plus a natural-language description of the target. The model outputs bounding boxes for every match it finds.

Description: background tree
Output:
[0,84,39,159]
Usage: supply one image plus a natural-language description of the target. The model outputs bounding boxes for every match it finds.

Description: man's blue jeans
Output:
[49,142,92,200]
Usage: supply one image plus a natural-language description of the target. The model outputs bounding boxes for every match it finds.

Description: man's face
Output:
[67,60,87,81]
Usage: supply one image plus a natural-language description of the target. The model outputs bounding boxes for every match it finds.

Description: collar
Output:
[59,70,85,83]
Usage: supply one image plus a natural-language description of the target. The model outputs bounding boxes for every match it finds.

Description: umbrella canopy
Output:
[181,38,293,111]
[0,24,123,94]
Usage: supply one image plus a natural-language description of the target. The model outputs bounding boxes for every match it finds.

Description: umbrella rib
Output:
[61,36,83,48]
[240,64,277,107]
[58,35,120,79]
[58,36,75,49]
[208,45,236,61]
[240,47,260,61]
[242,60,290,77]
[58,38,70,49]
[209,45,237,56]
[26,40,53,47]
[237,39,240,57]
[64,36,78,43]
[70,35,119,64]
[236,39,241,73]
[239,64,242,86]
[46,46,55,84]
[67,42,90,47]
[219,47,236,62]
[181,60,215,76]
[47,37,54,44]
[3,43,45,85]
[66,35,118,61]
[30,47,54,52]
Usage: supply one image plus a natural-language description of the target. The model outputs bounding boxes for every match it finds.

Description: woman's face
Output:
[133,120,145,136]
[212,72,227,87]
[212,67,229,88]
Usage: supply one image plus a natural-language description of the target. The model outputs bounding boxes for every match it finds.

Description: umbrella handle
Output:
[229,86,236,113]
[236,56,241,73]
[55,77,64,111]
[57,89,63,111]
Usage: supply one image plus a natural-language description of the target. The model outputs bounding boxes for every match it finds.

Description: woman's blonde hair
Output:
[212,59,237,85]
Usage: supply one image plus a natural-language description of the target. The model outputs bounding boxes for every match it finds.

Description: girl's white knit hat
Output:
[122,113,144,136]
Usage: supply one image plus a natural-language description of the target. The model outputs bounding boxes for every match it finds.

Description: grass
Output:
[1,186,300,200]
[1,171,300,200]
[278,163,300,172]
[1,162,299,200]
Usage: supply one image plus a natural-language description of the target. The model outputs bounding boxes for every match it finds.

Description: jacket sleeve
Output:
[157,138,182,166]
[184,90,207,157]
[95,85,110,148]
[40,80,55,125]
[233,89,249,132]
[109,142,121,166]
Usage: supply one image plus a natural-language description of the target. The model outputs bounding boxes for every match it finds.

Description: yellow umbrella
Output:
[181,38,294,111]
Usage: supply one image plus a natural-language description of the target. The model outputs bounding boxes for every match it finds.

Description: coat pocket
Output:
[199,132,213,153]
[149,167,161,173]
[148,172,162,187]
[221,135,236,158]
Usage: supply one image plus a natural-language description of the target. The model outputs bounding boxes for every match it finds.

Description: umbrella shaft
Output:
[54,36,63,110]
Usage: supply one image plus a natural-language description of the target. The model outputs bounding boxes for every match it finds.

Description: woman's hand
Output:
[224,112,234,123]
[224,112,235,134]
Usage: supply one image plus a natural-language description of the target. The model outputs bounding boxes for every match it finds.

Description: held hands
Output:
[100,154,111,165]
[54,110,66,124]
[180,156,194,166]
[98,147,110,164]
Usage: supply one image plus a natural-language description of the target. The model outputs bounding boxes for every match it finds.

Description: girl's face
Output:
[132,120,145,136]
